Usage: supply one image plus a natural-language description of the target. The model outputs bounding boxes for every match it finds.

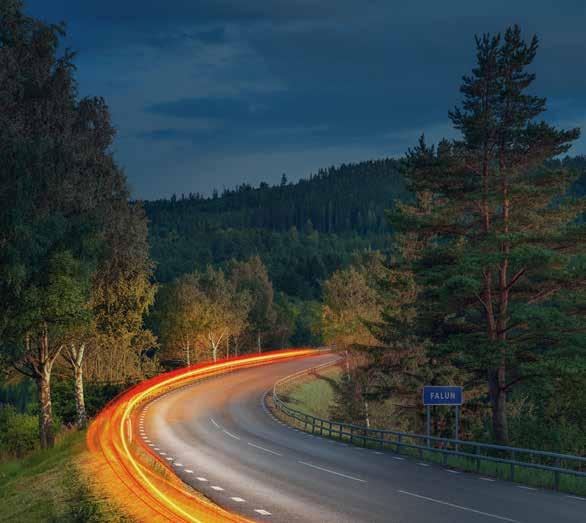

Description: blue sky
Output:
[25,1,586,199]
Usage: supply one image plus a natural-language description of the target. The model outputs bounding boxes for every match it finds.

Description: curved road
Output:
[139,353,584,522]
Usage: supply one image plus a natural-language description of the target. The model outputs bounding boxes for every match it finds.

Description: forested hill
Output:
[144,159,407,296]
[145,159,406,235]
[143,156,585,299]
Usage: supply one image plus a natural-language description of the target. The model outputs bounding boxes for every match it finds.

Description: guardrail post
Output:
[312,417,316,434]
[510,450,515,482]
[475,446,480,473]
[350,427,353,445]
[397,434,401,454]
[555,457,561,491]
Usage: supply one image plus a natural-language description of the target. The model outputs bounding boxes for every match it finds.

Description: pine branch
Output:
[505,267,526,291]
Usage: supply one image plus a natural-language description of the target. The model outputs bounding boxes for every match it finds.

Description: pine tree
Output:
[392,26,585,443]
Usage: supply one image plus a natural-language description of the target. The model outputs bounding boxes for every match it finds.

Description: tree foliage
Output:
[391,26,585,443]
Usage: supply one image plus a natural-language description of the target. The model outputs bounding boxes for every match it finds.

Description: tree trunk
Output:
[37,366,54,449]
[489,368,508,443]
[74,363,87,429]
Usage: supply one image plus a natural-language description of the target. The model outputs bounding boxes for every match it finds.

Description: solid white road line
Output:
[254,509,271,516]
[567,495,586,501]
[223,429,241,440]
[247,442,283,456]
[479,477,495,482]
[516,486,537,491]
[397,490,519,522]
[230,497,246,503]
[417,463,430,467]
[298,461,367,483]
[445,469,460,474]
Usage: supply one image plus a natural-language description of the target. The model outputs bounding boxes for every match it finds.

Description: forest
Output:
[0,0,584,472]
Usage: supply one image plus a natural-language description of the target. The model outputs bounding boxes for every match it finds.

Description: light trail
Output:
[87,348,321,522]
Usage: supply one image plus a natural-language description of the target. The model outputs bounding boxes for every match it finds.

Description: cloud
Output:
[23,0,586,199]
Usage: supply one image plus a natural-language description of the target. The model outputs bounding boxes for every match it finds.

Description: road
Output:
[139,352,585,522]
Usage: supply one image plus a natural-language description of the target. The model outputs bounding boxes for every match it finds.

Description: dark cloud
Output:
[24,0,586,199]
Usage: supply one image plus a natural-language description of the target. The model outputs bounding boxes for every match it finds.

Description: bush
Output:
[0,405,39,458]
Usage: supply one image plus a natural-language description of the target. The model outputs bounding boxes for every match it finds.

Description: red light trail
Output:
[87,349,319,522]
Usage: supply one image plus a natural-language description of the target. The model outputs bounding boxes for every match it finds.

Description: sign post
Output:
[422,386,463,446]
[425,405,431,447]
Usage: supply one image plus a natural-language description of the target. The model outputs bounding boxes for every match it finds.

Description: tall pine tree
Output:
[392,26,585,443]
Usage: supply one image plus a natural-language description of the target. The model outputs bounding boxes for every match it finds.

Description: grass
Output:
[278,365,341,419]
[0,430,132,522]
[271,365,586,497]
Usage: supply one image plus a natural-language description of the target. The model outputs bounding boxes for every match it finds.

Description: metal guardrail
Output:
[272,360,586,491]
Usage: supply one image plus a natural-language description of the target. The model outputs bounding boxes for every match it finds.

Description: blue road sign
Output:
[423,386,463,406]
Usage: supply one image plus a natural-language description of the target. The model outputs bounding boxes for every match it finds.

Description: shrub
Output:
[0,405,39,458]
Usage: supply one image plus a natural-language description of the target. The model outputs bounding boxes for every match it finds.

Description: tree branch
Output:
[11,362,36,379]
[505,267,526,291]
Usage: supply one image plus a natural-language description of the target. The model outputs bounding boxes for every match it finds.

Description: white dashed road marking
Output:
[254,509,271,516]
[185,469,194,474]
[223,430,241,440]
[230,497,246,503]
[247,442,283,456]
[298,461,366,483]
[479,477,495,482]
[393,456,405,461]
[397,490,519,522]
[516,486,537,491]
[197,477,208,482]
[210,486,224,491]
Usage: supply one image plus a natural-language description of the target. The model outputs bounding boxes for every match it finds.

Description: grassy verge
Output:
[0,430,132,522]
[277,364,341,419]
[270,365,586,497]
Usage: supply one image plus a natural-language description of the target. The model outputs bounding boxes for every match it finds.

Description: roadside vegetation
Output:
[0,430,131,522]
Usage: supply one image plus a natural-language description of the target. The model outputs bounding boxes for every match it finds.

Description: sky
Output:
[25,1,586,200]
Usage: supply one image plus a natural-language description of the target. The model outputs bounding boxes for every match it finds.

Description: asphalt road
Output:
[139,353,585,522]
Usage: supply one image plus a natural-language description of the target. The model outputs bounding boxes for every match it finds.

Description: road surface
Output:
[138,353,585,522]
